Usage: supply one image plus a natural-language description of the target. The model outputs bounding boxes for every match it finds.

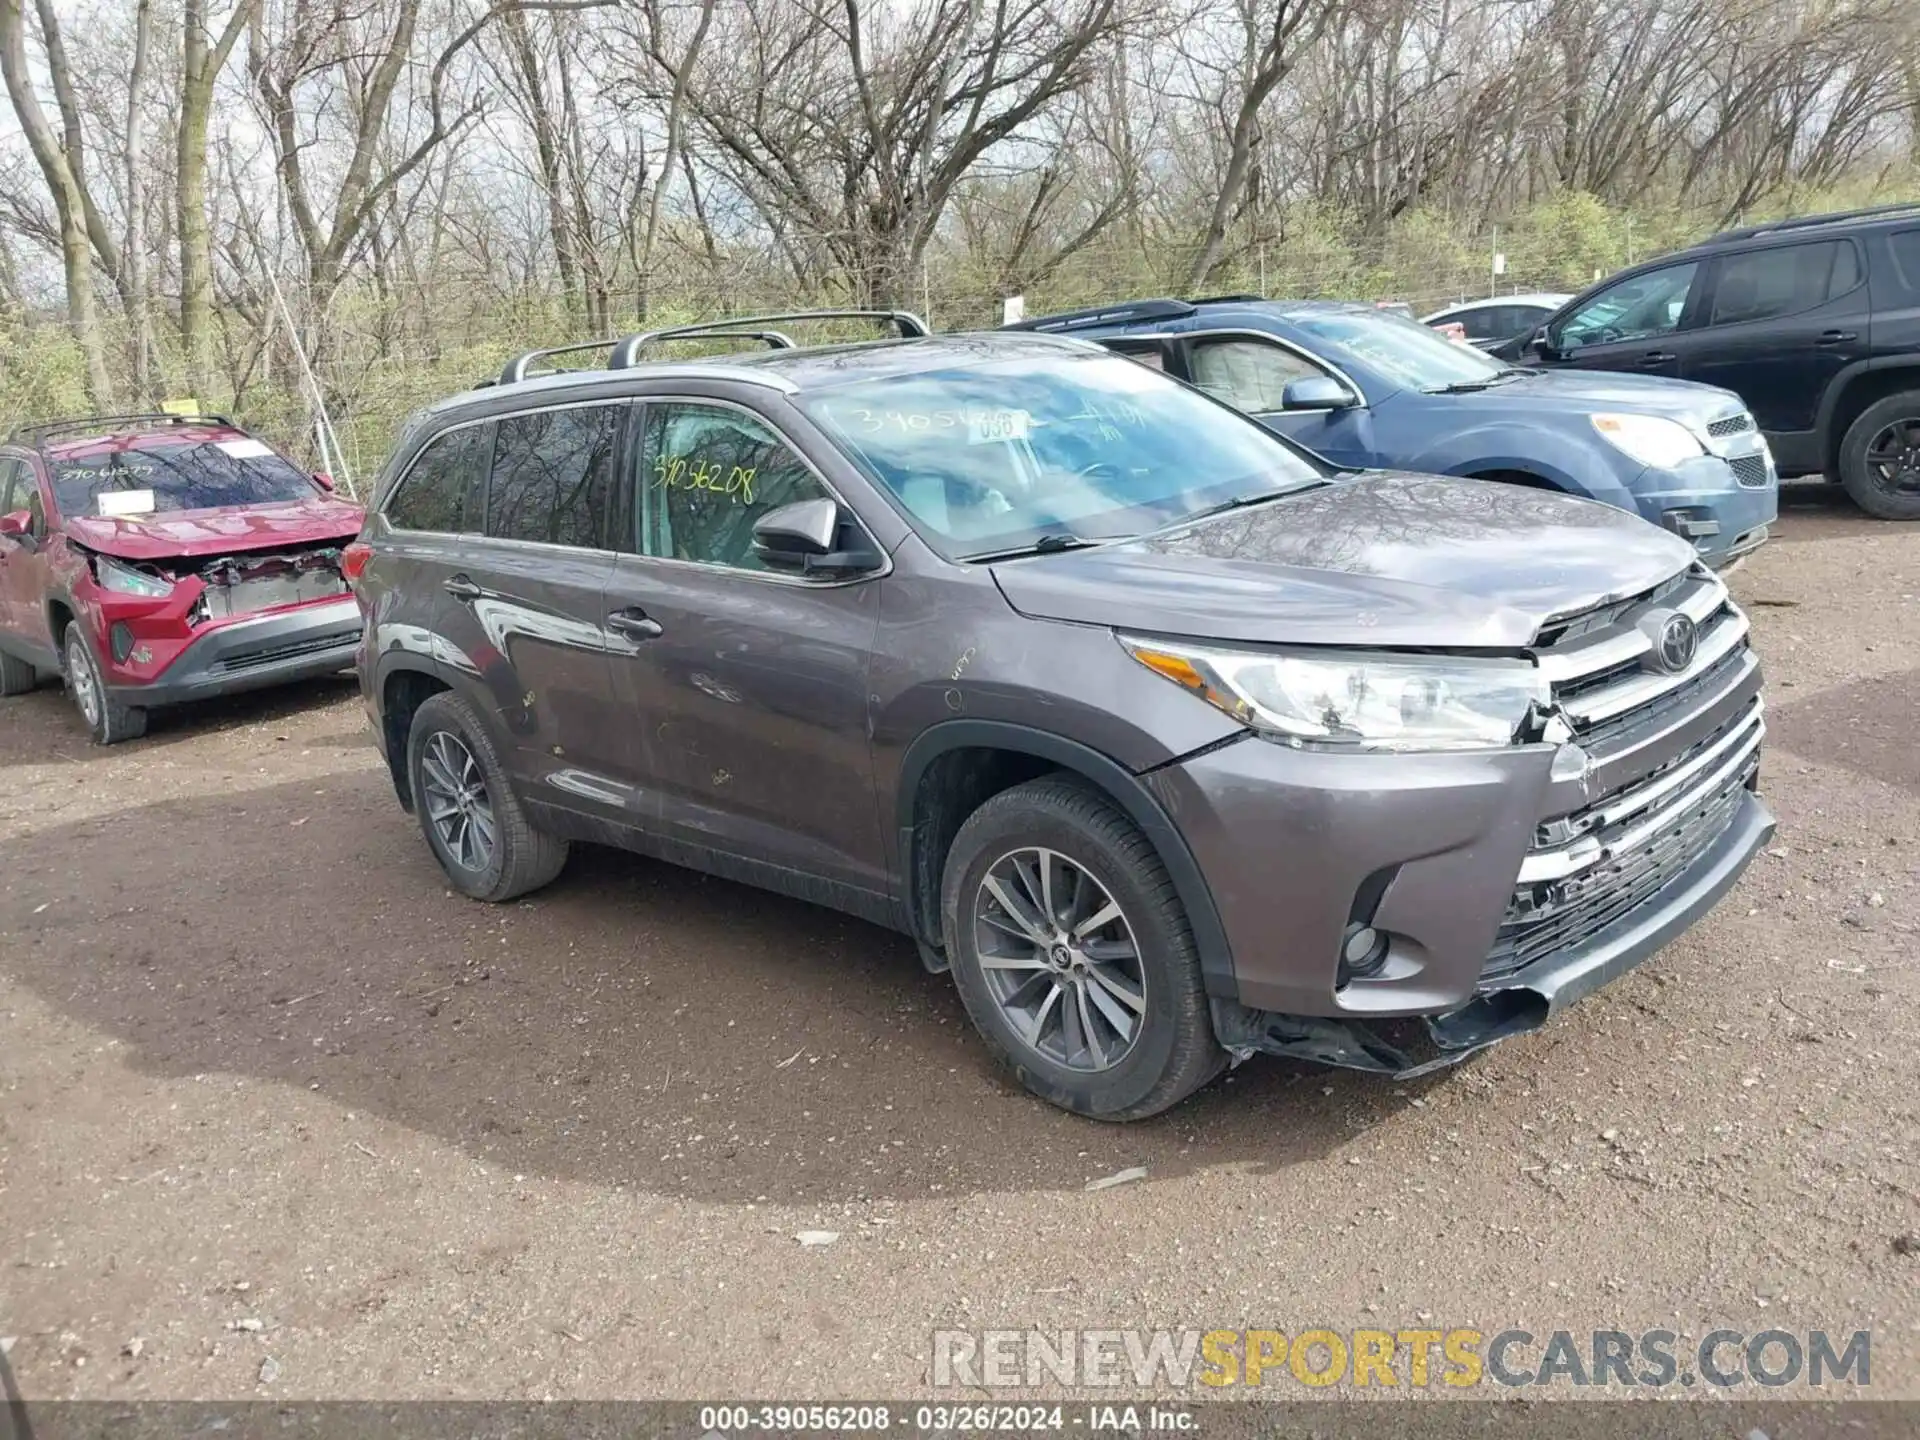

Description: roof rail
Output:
[8,412,236,445]
[606,325,799,369]
[1186,293,1266,306]
[1005,299,1197,333]
[496,337,626,387]
[1705,200,1920,246]
[497,309,930,386]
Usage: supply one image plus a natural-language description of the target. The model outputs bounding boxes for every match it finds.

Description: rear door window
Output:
[1707,240,1861,326]
[485,404,623,548]
[386,423,489,534]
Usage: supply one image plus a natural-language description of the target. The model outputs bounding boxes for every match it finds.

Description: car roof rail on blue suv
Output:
[1007,298,1199,333]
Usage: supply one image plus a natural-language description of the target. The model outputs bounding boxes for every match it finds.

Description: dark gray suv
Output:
[350,311,1774,1119]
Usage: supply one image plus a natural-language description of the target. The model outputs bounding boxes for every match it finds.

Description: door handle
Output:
[442,574,482,602]
[1638,351,1676,365]
[1817,330,1858,345]
[606,607,664,641]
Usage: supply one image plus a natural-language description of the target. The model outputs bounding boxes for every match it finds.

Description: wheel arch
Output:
[1819,361,1920,476]
[894,720,1239,1000]
[375,659,456,812]
[1465,467,1562,490]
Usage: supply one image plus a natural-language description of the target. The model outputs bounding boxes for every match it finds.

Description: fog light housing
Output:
[109,622,134,663]
[1660,507,1720,541]
[1336,923,1389,985]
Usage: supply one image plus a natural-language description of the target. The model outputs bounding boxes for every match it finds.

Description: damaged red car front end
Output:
[0,420,367,741]
[57,500,366,694]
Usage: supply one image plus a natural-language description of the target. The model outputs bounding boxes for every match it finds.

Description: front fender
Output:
[1392,419,1639,511]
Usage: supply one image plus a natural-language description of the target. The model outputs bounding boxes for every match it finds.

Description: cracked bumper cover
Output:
[104,596,362,707]
[1148,706,1775,1077]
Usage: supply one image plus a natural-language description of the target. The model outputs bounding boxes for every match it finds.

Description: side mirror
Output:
[1530,327,1557,358]
[0,509,35,549]
[1281,376,1359,411]
[313,471,336,493]
[752,497,881,577]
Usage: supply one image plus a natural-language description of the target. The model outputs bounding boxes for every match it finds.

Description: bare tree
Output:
[180,0,254,399]
[0,0,112,403]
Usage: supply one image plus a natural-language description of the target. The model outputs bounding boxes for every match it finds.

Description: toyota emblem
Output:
[1654,613,1698,673]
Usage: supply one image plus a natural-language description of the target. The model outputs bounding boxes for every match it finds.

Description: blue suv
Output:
[1011,297,1778,567]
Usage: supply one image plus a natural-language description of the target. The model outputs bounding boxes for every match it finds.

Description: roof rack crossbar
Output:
[498,309,929,387]
[608,326,799,369]
[609,308,928,368]
[497,338,625,387]
[1004,298,1197,333]
[8,412,236,445]
[1706,200,1920,245]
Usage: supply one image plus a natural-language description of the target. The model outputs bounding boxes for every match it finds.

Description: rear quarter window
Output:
[1887,228,1920,292]
[385,423,489,533]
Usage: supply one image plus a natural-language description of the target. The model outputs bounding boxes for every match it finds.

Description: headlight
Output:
[94,554,174,598]
[1120,636,1548,752]
[1591,413,1706,470]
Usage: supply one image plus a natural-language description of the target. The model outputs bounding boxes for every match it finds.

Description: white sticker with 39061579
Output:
[966,409,1030,445]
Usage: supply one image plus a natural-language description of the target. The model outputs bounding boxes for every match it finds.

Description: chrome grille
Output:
[1487,698,1762,983]
[1707,413,1754,438]
[1482,568,1764,984]
[1730,454,1770,488]
[1534,569,1748,743]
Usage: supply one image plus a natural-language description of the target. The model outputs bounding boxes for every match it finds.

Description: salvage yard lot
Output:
[1,488,1915,1400]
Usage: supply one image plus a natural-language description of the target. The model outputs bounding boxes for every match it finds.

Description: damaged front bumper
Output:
[1210,788,1774,1078]
[105,596,362,706]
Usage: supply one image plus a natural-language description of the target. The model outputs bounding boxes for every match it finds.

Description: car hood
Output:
[1453,368,1743,426]
[63,498,366,560]
[990,473,1698,649]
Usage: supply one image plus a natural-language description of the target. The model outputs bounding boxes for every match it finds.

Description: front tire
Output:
[63,623,147,744]
[1838,392,1920,520]
[940,776,1225,1120]
[406,690,568,902]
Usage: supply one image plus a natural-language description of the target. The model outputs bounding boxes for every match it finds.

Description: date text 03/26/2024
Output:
[697,1405,1193,1433]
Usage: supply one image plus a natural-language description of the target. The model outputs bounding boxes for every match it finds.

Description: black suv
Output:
[1494,202,1920,519]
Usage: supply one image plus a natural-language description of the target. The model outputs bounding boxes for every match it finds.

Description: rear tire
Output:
[940,776,1225,1120]
[62,623,147,744]
[1838,391,1920,520]
[406,690,568,902]
[0,647,36,697]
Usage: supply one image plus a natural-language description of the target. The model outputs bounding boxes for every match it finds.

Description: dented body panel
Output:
[354,335,1771,1080]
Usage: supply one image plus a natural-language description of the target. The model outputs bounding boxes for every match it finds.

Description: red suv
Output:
[0,413,366,743]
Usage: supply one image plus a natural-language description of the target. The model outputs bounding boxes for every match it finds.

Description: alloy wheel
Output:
[420,730,497,872]
[1865,417,1920,495]
[972,846,1147,1073]
[67,635,101,728]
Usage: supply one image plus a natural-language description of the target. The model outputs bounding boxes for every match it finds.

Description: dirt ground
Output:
[1,486,1915,1403]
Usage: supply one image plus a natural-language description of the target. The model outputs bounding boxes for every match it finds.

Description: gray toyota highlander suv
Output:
[350,311,1774,1119]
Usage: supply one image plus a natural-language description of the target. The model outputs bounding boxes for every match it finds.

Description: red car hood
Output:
[63,498,366,560]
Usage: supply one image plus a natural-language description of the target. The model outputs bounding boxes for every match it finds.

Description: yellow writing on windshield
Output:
[654,454,756,504]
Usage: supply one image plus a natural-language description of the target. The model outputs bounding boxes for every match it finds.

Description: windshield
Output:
[1286,309,1507,391]
[802,353,1325,559]
[49,438,319,519]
